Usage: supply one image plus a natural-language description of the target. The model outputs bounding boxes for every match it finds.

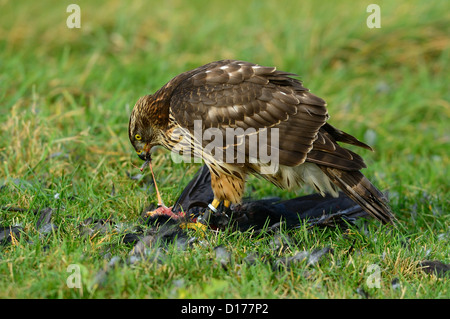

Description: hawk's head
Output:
[128,95,160,161]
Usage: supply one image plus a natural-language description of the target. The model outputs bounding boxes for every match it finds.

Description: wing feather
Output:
[169,60,328,166]
[306,128,368,170]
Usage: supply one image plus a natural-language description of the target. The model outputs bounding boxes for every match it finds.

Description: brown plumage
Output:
[129,60,396,224]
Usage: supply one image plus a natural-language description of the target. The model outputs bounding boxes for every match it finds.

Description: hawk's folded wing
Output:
[168,60,328,166]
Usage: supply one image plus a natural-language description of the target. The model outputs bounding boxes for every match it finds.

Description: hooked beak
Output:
[138,144,152,161]
[138,152,151,161]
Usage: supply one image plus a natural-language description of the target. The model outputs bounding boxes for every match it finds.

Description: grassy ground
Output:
[0,0,449,299]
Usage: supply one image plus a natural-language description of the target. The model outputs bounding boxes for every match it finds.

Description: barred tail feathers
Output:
[319,166,396,224]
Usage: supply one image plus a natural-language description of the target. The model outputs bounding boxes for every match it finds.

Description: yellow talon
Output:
[180,222,208,233]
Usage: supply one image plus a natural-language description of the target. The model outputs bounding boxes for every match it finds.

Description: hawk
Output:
[129,60,396,224]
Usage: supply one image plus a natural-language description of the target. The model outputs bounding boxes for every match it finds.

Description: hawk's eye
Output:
[135,134,142,140]
[136,150,143,155]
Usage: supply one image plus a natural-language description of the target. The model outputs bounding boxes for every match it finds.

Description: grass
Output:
[0,0,449,299]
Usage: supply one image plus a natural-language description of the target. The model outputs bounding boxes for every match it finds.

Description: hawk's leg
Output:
[197,171,245,226]
[198,198,232,226]
[208,199,231,215]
